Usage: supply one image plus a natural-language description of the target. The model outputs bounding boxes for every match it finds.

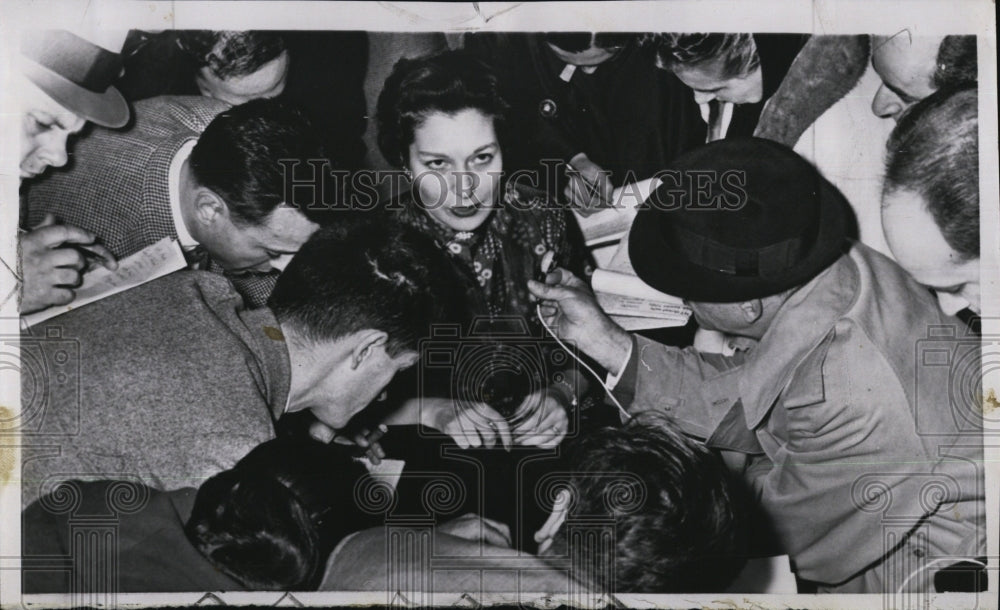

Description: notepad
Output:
[23,237,187,327]
[571,177,661,247]
[592,268,692,328]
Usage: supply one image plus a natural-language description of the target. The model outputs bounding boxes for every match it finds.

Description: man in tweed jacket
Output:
[25,96,326,307]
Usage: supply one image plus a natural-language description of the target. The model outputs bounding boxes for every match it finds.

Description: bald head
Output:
[870,33,977,120]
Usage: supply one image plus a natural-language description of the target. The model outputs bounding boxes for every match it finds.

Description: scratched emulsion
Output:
[0,405,14,486]
[984,388,999,414]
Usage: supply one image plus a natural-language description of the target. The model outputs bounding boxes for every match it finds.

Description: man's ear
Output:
[392,350,420,371]
[352,330,389,369]
[534,487,571,555]
[739,299,763,324]
[192,188,228,227]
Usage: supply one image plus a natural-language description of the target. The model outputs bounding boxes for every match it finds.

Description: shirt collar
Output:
[169,139,199,250]
[736,250,859,429]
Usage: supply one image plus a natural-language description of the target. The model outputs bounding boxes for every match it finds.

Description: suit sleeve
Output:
[612,334,745,439]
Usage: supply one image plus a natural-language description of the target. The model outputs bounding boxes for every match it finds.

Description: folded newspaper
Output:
[22,237,188,327]
[572,178,692,331]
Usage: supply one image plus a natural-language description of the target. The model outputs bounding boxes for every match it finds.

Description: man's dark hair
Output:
[550,412,747,592]
[884,86,979,260]
[185,436,375,590]
[543,32,634,54]
[376,49,510,168]
[268,221,467,355]
[934,35,977,90]
[647,33,760,78]
[189,98,327,225]
[179,30,286,79]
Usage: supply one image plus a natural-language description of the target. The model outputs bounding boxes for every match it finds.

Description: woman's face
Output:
[407,108,503,232]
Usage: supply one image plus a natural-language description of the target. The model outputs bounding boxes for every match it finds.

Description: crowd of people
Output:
[15,26,985,596]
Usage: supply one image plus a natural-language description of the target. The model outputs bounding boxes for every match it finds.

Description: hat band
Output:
[671,226,807,279]
[21,30,123,93]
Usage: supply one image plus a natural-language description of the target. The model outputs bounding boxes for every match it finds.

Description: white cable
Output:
[895,556,986,594]
[537,303,632,422]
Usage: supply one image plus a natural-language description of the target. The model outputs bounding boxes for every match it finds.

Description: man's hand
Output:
[19,214,117,314]
[511,388,569,448]
[564,153,614,217]
[437,513,513,548]
[421,397,513,451]
[528,268,632,374]
[309,421,388,465]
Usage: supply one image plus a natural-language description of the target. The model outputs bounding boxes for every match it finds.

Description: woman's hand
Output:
[437,513,512,548]
[420,397,512,451]
[511,388,570,448]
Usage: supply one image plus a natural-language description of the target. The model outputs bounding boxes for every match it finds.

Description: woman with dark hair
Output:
[374,49,595,450]
[22,437,377,592]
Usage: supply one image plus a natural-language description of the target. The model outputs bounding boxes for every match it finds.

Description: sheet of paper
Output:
[23,237,187,327]
[355,457,406,492]
[725,554,797,594]
[606,226,636,274]
[596,292,691,322]
[591,269,687,304]
[611,314,688,331]
[572,177,661,246]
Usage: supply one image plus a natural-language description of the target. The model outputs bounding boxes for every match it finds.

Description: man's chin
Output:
[224,266,273,276]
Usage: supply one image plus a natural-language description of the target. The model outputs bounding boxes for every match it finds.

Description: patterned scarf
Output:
[396,182,560,320]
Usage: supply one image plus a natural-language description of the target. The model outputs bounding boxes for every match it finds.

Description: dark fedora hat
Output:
[21,29,130,128]
[629,137,851,303]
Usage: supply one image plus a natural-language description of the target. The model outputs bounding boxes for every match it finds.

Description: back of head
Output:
[648,33,760,78]
[934,35,977,90]
[553,413,747,592]
[189,98,328,225]
[268,221,468,355]
[185,436,373,590]
[884,86,978,260]
[376,48,509,168]
[179,30,286,80]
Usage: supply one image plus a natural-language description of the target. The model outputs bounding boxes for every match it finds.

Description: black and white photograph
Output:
[0,1,997,607]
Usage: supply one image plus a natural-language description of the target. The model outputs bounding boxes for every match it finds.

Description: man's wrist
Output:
[594,325,633,376]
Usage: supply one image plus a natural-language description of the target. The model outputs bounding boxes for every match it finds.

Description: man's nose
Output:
[871,84,904,120]
[935,291,970,317]
[40,133,71,168]
[453,173,476,197]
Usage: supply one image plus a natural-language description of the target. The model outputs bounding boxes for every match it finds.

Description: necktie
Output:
[184,246,209,270]
[707,99,724,142]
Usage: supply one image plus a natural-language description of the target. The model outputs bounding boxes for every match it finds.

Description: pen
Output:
[19,227,109,271]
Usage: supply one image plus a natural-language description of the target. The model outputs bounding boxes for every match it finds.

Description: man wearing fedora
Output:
[529,137,984,592]
[17,29,131,314]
